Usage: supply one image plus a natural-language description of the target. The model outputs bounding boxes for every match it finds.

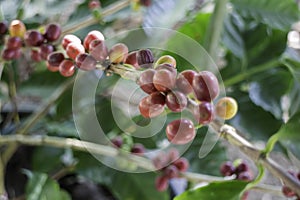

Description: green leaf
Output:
[32,147,64,173]
[276,112,300,159]
[230,0,299,30]
[24,171,70,200]
[229,90,283,141]
[175,180,248,200]
[248,68,293,119]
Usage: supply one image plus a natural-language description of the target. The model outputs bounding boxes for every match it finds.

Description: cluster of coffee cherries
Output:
[152,149,189,191]
[0,19,61,61]
[110,136,145,155]
[134,48,238,145]
[220,160,253,181]
[282,171,300,199]
[220,160,253,200]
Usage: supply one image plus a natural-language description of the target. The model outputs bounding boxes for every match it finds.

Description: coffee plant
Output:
[0,0,300,199]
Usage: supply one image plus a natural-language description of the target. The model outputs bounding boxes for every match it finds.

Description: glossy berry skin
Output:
[155,175,169,192]
[176,70,197,94]
[125,51,138,68]
[39,44,54,60]
[47,63,59,72]
[282,186,296,197]
[137,49,154,68]
[166,119,195,145]
[47,52,65,66]
[164,165,179,179]
[131,144,145,155]
[138,94,165,118]
[62,34,82,49]
[111,137,123,148]
[153,69,176,92]
[235,162,249,174]
[9,20,26,38]
[220,161,235,176]
[166,91,187,112]
[155,64,177,76]
[137,69,157,94]
[173,158,189,172]
[44,23,61,42]
[24,30,44,46]
[31,49,42,62]
[155,55,176,68]
[89,39,108,61]
[2,48,16,60]
[75,53,97,71]
[6,36,23,50]
[109,43,128,63]
[215,97,238,120]
[66,42,85,60]
[192,71,219,101]
[89,0,101,9]
[195,101,214,125]
[59,60,75,77]
[0,21,8,35]
[237,171,252,181]
[84,30,105,50]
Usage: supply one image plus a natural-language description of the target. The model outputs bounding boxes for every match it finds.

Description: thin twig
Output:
[0,134,284,197]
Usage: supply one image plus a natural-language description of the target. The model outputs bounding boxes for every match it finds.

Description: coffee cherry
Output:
[140,0,152,7]
[220,161,235,176]
[0,21,8,35]
[176,70,197,94]
[173,158,189,172]
[139,94,165,118]
[6,36,23,50]
[164,165,179,179]
[47,63,59,72]
[2,48,16,60]
[168,148,180,162]
[89,39,108,61]
[13,48,22,59]
[84,30,105,50]
[59,60,75,77]
[193,71,219,101]
[131,143,145,155]
[153,152,168,169]
[75,53,97,71]
[66,42,85,60]
[39,44,54,60]
[62,34,81,49]
[9,20,26,38]
[153,69,176,92]
[111,136,123,148]
[235,161,249,174]
[137,49,154,68]
[47,52,65,66]
[31,49,42,62]
[44,23,61,42]
[137,69,157,94]
[89,0,101,9]
[237,171,252,181]
[109,43,128,63]
[24,30,44,46]
[195,101,214,125]
[215,97,238,120]
[155,63,177,76]
[155,175,169,191]
[282,186,296,197]
[166,91,187,112]
[125,51,138,68]
[166,119,195,145]
[155,55,176,68]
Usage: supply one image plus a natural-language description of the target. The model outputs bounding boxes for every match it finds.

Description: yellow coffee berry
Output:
[215,97,238,120]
